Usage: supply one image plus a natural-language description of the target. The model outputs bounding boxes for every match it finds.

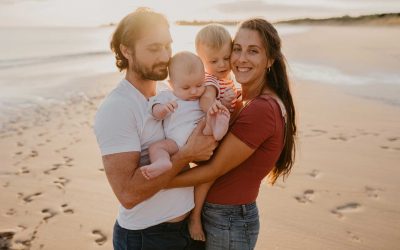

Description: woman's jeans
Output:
[202,202,260,250]
[113,218,192,250]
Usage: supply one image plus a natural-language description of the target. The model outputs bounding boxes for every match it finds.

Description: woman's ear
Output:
[120,44,132,61]
[266,59,275,69]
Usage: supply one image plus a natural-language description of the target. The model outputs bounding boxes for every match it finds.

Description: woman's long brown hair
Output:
[239,19,297,184]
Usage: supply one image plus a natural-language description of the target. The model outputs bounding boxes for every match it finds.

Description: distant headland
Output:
[175,13,400,26]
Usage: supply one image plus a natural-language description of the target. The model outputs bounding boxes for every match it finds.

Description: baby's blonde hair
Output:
[195,24,232,52]
[169,51,204,83]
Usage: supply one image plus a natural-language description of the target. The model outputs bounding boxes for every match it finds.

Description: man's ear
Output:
[120,44,132,61]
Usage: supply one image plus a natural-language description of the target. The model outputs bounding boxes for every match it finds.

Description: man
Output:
[94,8,217,249]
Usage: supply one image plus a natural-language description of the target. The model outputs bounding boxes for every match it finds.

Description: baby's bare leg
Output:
[141,139,179,180]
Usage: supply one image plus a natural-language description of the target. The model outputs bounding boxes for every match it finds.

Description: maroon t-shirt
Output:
[206,95,285,205]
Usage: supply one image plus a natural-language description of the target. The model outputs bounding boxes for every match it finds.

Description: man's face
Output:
[130,24,172,81]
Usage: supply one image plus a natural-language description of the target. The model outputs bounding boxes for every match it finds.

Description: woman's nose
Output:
[238,51,247,62]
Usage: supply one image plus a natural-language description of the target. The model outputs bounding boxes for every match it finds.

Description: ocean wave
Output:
[0,51,110,69]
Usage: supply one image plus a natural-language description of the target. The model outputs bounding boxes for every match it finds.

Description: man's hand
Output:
[178,119,218,162]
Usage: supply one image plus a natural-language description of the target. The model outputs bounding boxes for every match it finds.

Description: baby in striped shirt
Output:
[196,24,240,142]
[189,24,241,243]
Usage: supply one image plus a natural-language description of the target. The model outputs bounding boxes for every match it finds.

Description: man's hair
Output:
[195,24,232,52]
[169,51,204,82]
[110,7,169,71]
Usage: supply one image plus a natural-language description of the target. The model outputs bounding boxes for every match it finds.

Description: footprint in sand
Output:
[365,186,384,199]
[294,190,315,204]
[387,137,399,142]
[61,204,74,214]
[22,192,42,203]
[43,163,63,175]
[53,177,70,190]
[331,203,361,218]
[63,156,74,167]
[330,135,348,141]
[380,145,400,151]
[5,208,16,216]
[92,230,107,246]
[304,129,327,138]
[55,147,67,153]
[347,231,361,243]
[308,169,320,178]
[16,167,30,175]
[29,150,39,158]
[0,231,15,249]
[42,208,58,222]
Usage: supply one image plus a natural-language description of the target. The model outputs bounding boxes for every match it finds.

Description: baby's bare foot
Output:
[141,161,172,180]
[189,217,206,241]
[212,109,230,141]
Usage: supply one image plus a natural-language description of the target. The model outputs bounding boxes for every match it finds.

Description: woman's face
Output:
[230,28,270,88]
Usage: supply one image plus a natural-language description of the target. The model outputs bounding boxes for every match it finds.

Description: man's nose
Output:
[160,48,171,63]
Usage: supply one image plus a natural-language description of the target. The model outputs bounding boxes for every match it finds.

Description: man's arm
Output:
[102,119,217,209]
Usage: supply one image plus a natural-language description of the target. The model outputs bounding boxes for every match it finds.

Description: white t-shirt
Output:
[149,90,204,147]
[94,79,194,230]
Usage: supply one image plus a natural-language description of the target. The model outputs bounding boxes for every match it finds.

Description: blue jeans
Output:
[113,218,192,250]
[202,202,260,250]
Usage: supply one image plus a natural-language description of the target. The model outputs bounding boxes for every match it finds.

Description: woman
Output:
[169,18,297,250]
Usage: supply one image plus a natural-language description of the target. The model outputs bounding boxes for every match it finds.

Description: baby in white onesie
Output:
[141,51,229,180]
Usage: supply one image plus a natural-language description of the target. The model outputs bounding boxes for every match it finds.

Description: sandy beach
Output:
[1,25,400,250]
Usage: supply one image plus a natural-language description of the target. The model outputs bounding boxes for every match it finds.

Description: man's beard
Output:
[132,59,169,81]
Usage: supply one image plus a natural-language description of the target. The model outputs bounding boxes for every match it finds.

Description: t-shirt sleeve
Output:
[148,91,174,116]
[94,97,141,156]
[230,99,276,149]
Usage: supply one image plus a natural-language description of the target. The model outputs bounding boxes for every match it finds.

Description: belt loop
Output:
[241,204,247,217]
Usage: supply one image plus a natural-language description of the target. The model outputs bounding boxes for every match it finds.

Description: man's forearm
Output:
[124,148,192,208]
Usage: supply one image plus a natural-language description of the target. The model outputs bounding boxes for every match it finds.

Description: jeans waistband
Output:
[116,217,188,233]
[204,202,257,216]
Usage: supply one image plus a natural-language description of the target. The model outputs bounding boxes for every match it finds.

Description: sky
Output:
[1,0,400,27]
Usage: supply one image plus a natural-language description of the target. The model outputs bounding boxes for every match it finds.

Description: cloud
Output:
[0,0,46,4]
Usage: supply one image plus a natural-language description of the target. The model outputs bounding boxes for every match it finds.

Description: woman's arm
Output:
[168,132,255,187]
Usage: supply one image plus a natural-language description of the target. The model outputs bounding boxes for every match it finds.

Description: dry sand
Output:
[1,26,400,249]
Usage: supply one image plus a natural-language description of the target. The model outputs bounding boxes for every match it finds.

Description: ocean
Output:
[0,24,398,129]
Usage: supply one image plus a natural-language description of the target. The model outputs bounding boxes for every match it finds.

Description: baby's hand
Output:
[207,100,227,115]
[163,100,178,114]
[220,87,236,109]
[153,101,178,120]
